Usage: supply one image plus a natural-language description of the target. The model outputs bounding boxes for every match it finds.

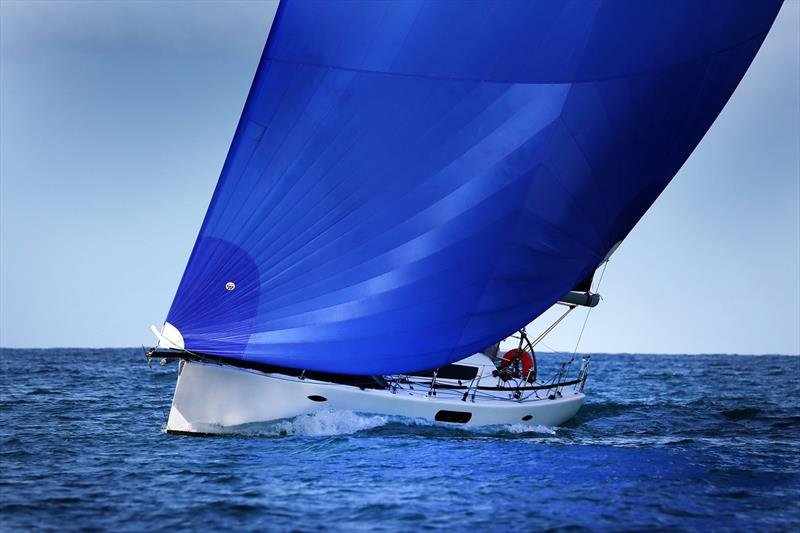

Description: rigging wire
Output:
[531,305,575,348]
[143,344,172,427]
[538,341,558,353]
[572,260,609,357]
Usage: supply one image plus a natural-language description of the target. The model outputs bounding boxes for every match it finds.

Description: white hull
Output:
[166,359,586,434]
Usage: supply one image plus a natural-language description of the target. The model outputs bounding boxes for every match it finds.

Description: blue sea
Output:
[1,349,798,531]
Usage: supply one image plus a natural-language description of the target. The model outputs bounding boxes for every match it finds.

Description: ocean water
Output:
[1,349,798,531]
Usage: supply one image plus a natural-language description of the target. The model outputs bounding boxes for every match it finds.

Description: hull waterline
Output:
[166,359,586,435]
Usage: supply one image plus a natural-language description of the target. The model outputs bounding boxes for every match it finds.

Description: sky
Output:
[0,0,798,355]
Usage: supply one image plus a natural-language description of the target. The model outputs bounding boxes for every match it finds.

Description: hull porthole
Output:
[307,395,327,402]
[434,410,472,423]
[522,415,533,421]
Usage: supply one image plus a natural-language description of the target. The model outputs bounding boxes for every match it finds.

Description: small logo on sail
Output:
[225,281,236,291]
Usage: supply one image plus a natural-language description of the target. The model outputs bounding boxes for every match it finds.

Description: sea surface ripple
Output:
[1,349,798,531]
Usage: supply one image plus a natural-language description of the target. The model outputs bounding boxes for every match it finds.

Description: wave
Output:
[209,409,557,438]
[271,410,389,437]
[720,408,762,421]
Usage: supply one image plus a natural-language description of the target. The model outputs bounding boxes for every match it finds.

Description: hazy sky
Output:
[1,1,798,354]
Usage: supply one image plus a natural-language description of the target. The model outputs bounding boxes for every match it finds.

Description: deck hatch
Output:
[411,364,479,381]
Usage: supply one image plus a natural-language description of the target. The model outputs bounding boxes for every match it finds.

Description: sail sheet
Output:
[165,0,781,374]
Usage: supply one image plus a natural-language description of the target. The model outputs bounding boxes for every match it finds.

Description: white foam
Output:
[229,410,557,438]
[500,423,557,435]
[270,409,389,437]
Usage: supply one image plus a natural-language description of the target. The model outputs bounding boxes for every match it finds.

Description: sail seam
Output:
[263,31,768,87]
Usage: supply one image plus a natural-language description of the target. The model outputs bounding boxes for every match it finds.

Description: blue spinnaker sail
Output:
[166,0,781,374]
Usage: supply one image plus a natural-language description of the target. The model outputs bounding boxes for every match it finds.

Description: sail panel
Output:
[166,0,781,374]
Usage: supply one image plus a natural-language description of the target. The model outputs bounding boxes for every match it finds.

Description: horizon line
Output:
[0,346,797,357]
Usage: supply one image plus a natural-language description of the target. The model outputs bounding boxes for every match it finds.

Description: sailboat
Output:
[148,1,782,435]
